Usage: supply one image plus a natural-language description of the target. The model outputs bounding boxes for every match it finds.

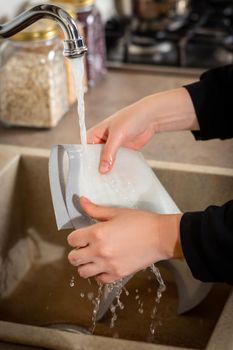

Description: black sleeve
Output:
[184,65,233,140]
[180,200,233,285]
[180,66,233,285]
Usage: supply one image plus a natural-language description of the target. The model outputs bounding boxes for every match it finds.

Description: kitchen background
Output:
[0,0,233,169]
[0,0,114,21]
[1,0,233,70]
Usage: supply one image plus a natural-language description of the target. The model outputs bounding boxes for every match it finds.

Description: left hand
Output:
[67,197,183,284]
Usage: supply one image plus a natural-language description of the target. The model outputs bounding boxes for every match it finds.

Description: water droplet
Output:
[123,287,129,296]
[150,321,156,335]
[87,292,94,301]
[151,306,157,319]
[70,276,75,288]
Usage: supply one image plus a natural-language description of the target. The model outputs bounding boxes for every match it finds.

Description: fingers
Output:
[99,132,123,174]
[87,125,108,144]
[77,262,105,279]
[80,197,117,221]
[67,200,122,282]
[95,273,120,284]
[67,200,114,246]
[86,120,123,174]
[68,247,106,279]
[67,227,90,248]
[68,246,93,266]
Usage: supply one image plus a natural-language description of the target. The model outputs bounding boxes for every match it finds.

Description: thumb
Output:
[80,197,116,221]
[99,133,122,174]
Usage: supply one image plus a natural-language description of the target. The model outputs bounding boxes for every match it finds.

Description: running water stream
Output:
[70,57,87,146]
[69,56,166,337]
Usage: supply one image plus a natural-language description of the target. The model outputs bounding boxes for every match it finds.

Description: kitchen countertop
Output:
[0,69,233,169]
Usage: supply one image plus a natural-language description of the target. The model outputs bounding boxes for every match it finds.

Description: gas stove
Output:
[105,1,233,70]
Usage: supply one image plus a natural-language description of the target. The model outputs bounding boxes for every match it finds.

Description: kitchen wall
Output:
[0,0,116,20]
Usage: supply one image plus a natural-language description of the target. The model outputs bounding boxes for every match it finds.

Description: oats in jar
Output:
[0,20,69,128]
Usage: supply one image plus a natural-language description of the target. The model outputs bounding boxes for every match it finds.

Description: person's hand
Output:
[67,197,183,284]
[87,100,156,174]
[87,87,199,174]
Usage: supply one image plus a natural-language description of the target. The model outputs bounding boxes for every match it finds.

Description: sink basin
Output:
[0,145,232,350]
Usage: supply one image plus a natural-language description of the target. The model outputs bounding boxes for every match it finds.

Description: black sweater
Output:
[181,65,233,285]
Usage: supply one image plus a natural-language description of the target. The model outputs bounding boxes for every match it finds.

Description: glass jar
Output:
[0,20,69,128]
[61,0,106,87]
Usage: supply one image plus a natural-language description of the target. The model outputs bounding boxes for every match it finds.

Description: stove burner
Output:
[105,2,233,69]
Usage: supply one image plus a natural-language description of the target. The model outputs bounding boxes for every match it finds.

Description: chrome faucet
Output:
[0,4,87,59]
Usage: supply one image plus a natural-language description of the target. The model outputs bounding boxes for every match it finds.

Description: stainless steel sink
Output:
[0,145,232,350]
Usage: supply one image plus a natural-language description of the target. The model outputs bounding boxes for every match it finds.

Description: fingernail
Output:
[81,196,89,203]
[99,161,110,174]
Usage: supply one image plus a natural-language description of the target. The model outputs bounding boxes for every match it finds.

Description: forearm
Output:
[157,213,184,261]
[136,87,200,134]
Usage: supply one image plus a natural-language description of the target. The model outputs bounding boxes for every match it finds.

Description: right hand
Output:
[87,88,199,174]
[87,97,156,174]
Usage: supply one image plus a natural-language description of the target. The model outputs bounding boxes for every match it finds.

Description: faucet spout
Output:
[0,4,87,59]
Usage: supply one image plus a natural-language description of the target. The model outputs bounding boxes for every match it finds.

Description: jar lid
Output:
[59,0,95,9]
[10,20,59,42]
[47,1,77,18]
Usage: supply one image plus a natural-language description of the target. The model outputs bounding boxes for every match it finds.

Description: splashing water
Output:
[90,266,166,335]
[91,283,103,333]
[107,280,125,328]
[150,264,166,303]
[149,264,166,336]
[105,265,166,335]
[90,280,128,331]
